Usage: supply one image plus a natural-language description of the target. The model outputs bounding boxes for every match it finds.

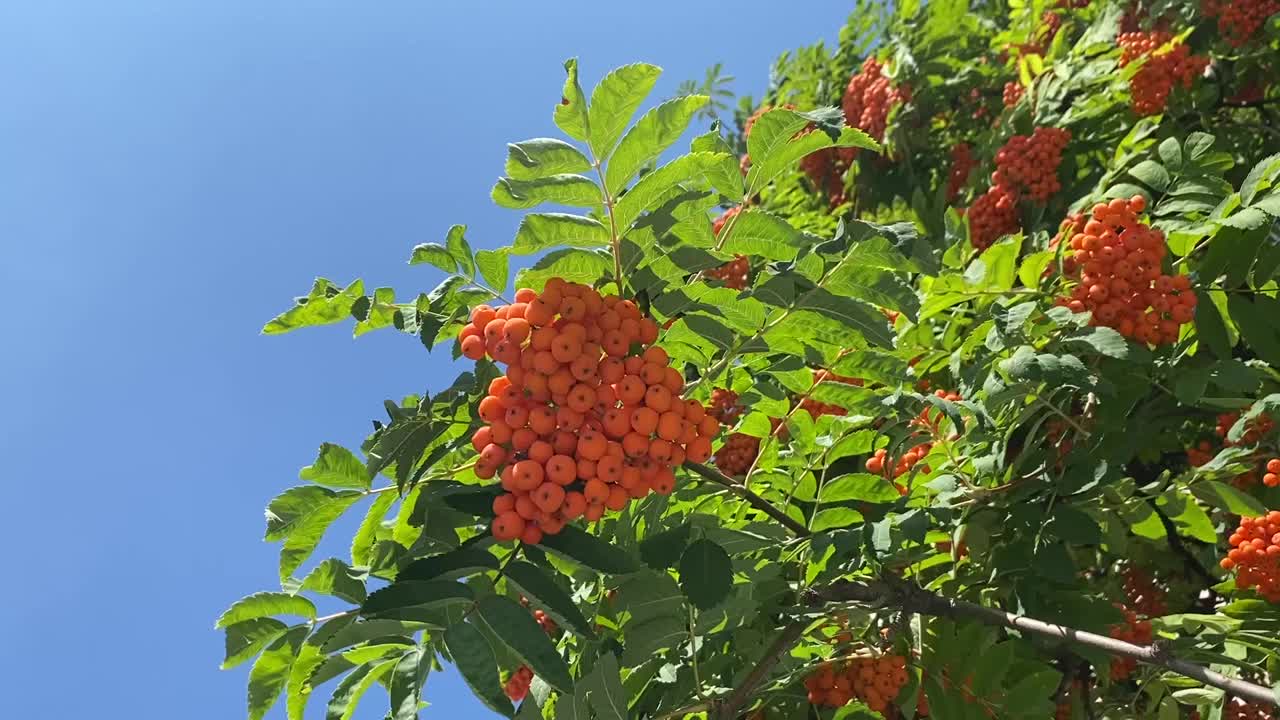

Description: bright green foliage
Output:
[225,3,1280,719]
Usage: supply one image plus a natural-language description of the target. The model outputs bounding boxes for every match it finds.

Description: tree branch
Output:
[714,622,807,720]
[683,461,811,537]
[808,578,1277,708]
[1145,497,1218,588]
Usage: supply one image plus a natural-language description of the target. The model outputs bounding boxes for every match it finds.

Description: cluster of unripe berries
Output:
[1221,511,1280,603]
[459,280,718,543]
[803,655,909,714]
[1117,31,1209,116]
[709,208,750,290]
[1202,0,1280,48]
[1224,697,1276,720]
[503,665,534,701]
[1120,564,1169,617]
[1108,605,1154,680]
[842,57,911,143]
[1052,196,1197,346]
[946,143,975,202]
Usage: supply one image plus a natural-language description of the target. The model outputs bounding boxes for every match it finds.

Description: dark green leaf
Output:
[399,547,500,582]
[475,595,574,691]
[639,523,692,570]
[583,652,628,720]
[504,561,594,637]
[388,646,426,720]
[1129,160,1170,192]
[678,539,733,610]
[1228,294,1280,367]
[223,618,288,669]
[1195,290,1233,358]
[1190,480,1266,518]
[361,580,475,617]
[537,524,641,574]
[325,659,394,720]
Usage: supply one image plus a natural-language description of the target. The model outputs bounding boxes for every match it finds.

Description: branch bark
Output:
[808,578,1277,708]
[683,461,811,537]
[1145,497,1219,588]
[713,622,807,720]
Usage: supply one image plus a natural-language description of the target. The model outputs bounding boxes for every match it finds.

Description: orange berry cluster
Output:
[799,147,855,208]
[715,432,761,477]
[1265,458,1280,488]
[1117,31,1209,116]
[1221,511,1280,603]
[803,656,909,714]
[1053,196,1197,346]
[708,388,745,424]
[967,184,1021,250]
[991,127,1072,203]
[800,370,864,418]
[504,665,534,701]
[1002,81,1025,107]
[1120,564,1169,617]
[709,207,750,290]
[1224,697,1275,720]
[1108,605,1154,681]
[1203,0,1280,47]
[946,143,975,202]
[910,389,963,436]
[842,57,911,143]
[1217,411,1276,446]
[1186,439,1215,467]
[460,280,718,544]
[520,596,559,635]
[866,444,932,480]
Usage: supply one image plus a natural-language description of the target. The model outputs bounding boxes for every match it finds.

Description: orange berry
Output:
[492,511,526,541]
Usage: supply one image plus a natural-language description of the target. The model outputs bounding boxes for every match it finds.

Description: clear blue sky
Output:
[0,2,847,717]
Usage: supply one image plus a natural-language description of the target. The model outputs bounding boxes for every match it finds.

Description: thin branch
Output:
[713,623,808,720]
[807,578,1277,708]
[1145,497,1218,587]
[683,461,811,537]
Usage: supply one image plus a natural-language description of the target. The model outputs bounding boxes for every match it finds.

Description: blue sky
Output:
[0,2,846,717]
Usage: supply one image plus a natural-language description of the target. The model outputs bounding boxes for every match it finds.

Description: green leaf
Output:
[263,279,365,335]
[444,225,475,279]
[1195,290,1233,358]
[583,652,628,720]
[351,491,395,567]
[613,151,734,229]
[511,213,610,255]
[492,174,602,209]
[325,659,395,720]
[223,617,288,669]
[1221,207,1271,230]
[445,622,514,717]
[504,561,594,637]
[795,288,895,348]
[409,243,457,273]
[1240,152,1280,206]
[616,569,685,623]
[505,138,591,180]
[1063,327,1128,359]
[300,443,371,490]
[280,492,365,582]
[399,547,500,582]
[1129,160,1170,193]
[587,62,662,157]
[606,94,708,191]
[301,559,368,604]
[321,619,425,653]
[266,486,349,541]
[537,524,641,574]
[515,248,614,291]
[388,646,426,720]
[554,58,589,143]
[368,415,437,491]
[361,580,475,617]
[717,208,806,261]
[1227,294,1280,367]
[678,538,733,610]
[248,625,308,720]
[475,249,509,294]
[1158,137,1183,172]
[1191,480,1266,518]
[746,109,878,192]
[217,592,317,629]
[820,473,904,503]
[475,594,574,691]
[811,508,865,532]
[639,523,692,570]
[825,265,920,321]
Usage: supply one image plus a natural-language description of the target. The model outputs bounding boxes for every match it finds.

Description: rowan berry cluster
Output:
[910,389,963,435]
[1002,81,1025,107]
[1053,196,1197,346]
[708,388,744,424]
[1224,697,1276,720]
[1203,0,1280,47]
[1120,564,1169,617]
[520,596,559,635]
[1186,439,1215,467]
[866,443,932,480]
[1265,458,1280,488]
[799,147,854,207]
[714,432,761,477]
[946,143,975,202]
[842,57,910,143]
[1217,412,1276,446]
[967,185,1021,250]
[504,665,534,701]
[743,103,796,139]
[991,127,1072,202]
[803,655,909,714]
[1221,511,1280,603]
[1117,31,1209,116]
[460,280,718,544]
[1108,605,1154,680]
[800,370,864,418]
[709,207,750,290]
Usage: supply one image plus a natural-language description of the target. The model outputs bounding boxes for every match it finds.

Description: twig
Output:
[1145,497,1218,588]
[808,578,1277,708]
[683,461,811,537]
[713,623,808,720]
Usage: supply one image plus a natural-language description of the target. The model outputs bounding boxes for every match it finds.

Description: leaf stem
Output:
[683,461,811,537]
[589,152,626,297]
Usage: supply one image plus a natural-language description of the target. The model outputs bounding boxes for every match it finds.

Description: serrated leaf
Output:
[351,491,395,568]
[537,524,641,574]
[444,225,474,278]
[1064,326,1128,359]
[1228,294,1280,367]
[280,492,365,582]
[1240,152,1280,206]
[1222,207,1271,230]
[514,248,613,291]
[301,559,367,604]
[583,652,628,720]
[409,243,457,273]
[554,58,589,143]
[795,288,895,348]
[325,659,395,720]
[717,208,806,261]
[475,249,509,294]
[511,213,610,255]
[320,619,425,653]
[504,561,594,637]
[679,539,733,610]
[1158,137,1183,172]
[606,94,708,191]
[248,625,308,720]
[266,486,351,541]
[1130,160,1170,192]
[475,595,573,691]
[613,151,733,229]
[217,592,318,629]
[263,279,365,335]
[361,580,475,617]
[399,547,500,582]
[300,443,371,490]
[1195,290,1233,359]
[820,473,903,503]
[505,138,591,180]
[588,63,662,157]
[639,523,692,570]
[492,174,602,209]
[223,617,289,669]
[388,646,426,720]
[1190,480,1266,518]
